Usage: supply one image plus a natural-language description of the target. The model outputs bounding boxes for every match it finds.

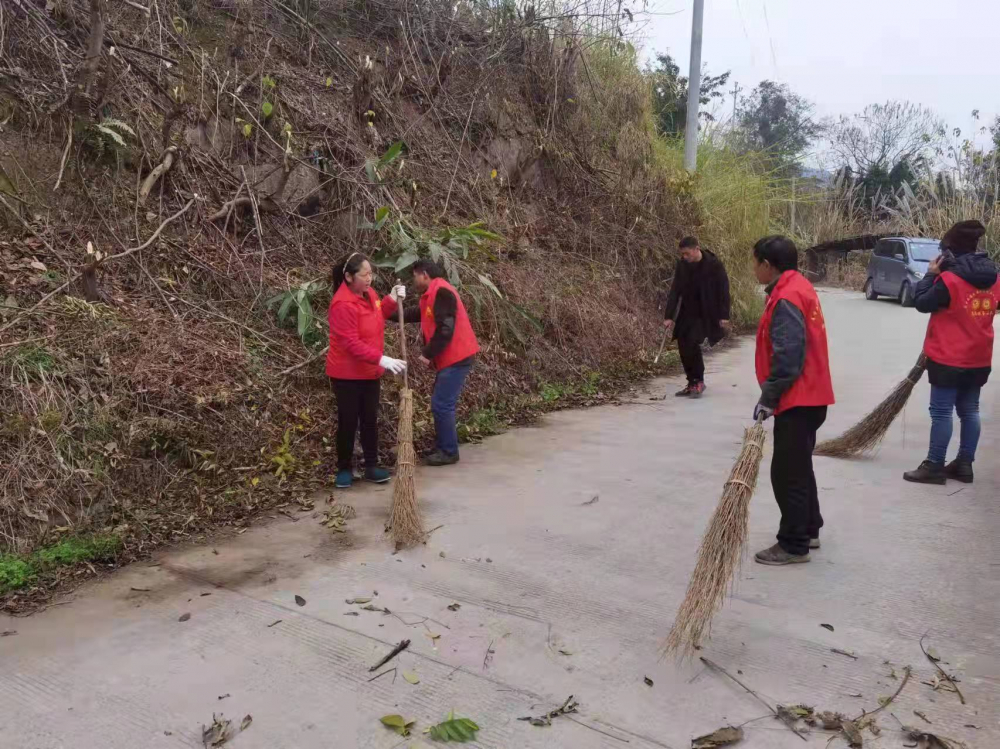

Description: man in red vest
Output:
[904,220,998,485]
[751,235,835,566]
[402,260,480,466]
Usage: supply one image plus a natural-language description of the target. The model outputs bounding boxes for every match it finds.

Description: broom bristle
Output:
[662,421,766,658]
[814,357,926,458]
[389,389,424,548]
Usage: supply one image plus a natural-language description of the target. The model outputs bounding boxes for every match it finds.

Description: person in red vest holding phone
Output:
[751,235,835,566]
[904,220,998,485]
[401,259,480,466]
[326,252,407,489]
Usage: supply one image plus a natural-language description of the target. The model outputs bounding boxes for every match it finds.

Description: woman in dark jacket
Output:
[904,220,999,485]
[326,252,407,488]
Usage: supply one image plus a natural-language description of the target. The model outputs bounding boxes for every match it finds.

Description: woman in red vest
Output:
[751,235,835,566]
[326,252,407,488]
[401,259,480,466]
[904,220,998,485]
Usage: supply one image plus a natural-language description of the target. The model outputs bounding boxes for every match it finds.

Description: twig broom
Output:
[663,416,766,657]
[388,299,424,548]
[814,353,927,458]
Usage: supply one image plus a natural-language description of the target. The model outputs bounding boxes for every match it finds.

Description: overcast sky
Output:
[644,0,1000,165]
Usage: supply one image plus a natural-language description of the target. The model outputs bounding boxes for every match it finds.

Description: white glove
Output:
[390,284,406,301]
[379,355,407,375]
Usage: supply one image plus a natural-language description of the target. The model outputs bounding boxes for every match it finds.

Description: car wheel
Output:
[864,278,878,300]
[899,281,914,307]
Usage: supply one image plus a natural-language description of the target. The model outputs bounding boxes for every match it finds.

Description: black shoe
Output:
[425,450,459,466]
[944,459,974,484]
[675,384,695,397]
[903,460,946,485]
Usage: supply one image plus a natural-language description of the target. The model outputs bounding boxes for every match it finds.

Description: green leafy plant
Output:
[365,140,406,184]
[267,279,327,346]
[426,711,480,742]
[379,715,415,737]
[87,118,136,155]
[262,101,274,119]
[0,534,122,595]
[269,429,297,479]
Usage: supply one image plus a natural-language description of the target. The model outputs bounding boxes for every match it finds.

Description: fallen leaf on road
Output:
[581,495,599,506]
[926,646,941,662]
[842,720,864,747]
[218,694,230,701]
[403,671,420,684]
[294,595,306,607]
[1,631,17,637]
[178,613,191,622]
[380,714,415,737]
[240,715,252,731]
[905,729,967,749]
[644,676,654,687]
[345,597,372,604]
[558,648,573,656]
[131,587,151,592]
[820,623,835,632]
[448,603,461,611]
[691,726,744,748]
[427,711,480,741]
[816,711,844,731]
[202,714,233,746]
[344,612,359,616]
[425,632,441,642]
[777,704,813,722]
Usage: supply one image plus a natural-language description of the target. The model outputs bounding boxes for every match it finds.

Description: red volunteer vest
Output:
[326,284,394,380]
[755,271,835,415]
[923,272,1000,368]
[420,278,479,370]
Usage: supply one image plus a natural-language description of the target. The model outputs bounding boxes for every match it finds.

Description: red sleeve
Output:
[329,302,382,365]
[380,295,398,320]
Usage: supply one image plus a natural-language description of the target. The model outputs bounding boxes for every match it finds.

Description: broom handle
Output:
[396,281,409,389]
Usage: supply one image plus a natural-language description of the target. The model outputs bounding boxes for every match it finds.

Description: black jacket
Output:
[663,249,731,344]
[913,252,998,388]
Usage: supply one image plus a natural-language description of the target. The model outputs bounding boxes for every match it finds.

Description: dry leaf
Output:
[240,714,252,731]
[842,720,864,747]
[345,597,372,604]
[294,595,306,606]
[644,676,654,687]
[820,623,835,632]
[425,632,441,642]
[402,671,420,685]
[691,726,744,748]
[926,646,941,662]
[448,603,461,611]
[178,613,191,622]
[558,648,573,656]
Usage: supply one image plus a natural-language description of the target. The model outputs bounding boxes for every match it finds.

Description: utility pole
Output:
[731,82,741,122]
[682,0,705,172]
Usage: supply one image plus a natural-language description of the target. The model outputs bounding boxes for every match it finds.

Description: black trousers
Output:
[771,405,827,555]
[676,332,705,384]
[332,378,381,471]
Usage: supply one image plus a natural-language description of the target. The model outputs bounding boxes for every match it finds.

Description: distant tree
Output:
[829,101,945,201]
[647,52,730,137]
[730,80,821,175]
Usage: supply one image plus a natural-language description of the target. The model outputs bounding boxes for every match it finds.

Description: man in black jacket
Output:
[904,220,998,485]
[663,236,731,397]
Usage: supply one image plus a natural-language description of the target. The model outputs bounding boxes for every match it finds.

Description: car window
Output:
[887,240,906,260]
[908,241,939,262]
[874,241,892,258]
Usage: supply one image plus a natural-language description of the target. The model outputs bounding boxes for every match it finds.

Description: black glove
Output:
[753,402,775,421]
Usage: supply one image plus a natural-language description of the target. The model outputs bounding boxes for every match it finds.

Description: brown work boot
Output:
[944,459,974,484]
[903,460,946,485]
[754,543,810,566]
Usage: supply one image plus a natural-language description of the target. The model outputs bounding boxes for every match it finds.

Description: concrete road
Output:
[2,289,998,748]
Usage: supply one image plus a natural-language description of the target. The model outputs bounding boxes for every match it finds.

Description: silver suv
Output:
[864,237,941,306]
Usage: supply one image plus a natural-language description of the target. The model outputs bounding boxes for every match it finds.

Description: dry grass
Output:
[823,252,870,290]
[662,418,766,657]
[388,389,423,548]
[815,354,927,458]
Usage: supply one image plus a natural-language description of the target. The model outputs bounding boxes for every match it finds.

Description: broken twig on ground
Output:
[920,634,965,705]
[519,695,579,726]
[700,657,807,741]
[368,639,410,672]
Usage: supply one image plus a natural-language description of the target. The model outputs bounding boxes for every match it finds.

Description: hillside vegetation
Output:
[0,0,770,603]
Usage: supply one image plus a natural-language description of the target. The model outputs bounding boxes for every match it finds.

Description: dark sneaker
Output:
[944,459,974,484]
[334,470,353,488]
[675,384,696,397]
[689,381,706,399]
[903,460,946,485]
[809,537,821,550]
[754,543,810,566]
[425,450,459,467]
[364,467,391,484]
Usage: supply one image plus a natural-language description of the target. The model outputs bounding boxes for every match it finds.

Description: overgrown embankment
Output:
[0,0,767,605]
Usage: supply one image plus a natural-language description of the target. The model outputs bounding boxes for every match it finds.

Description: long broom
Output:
[662,416,766,657]
[388,297,425,548]
[814,353,927,458]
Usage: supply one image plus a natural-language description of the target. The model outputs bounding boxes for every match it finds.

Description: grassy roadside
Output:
[0,534,122,597]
